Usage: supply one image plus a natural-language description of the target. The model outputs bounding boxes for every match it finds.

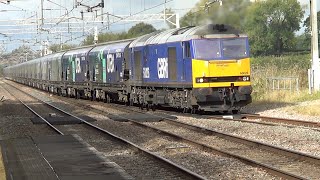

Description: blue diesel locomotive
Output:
[4,24,252,113]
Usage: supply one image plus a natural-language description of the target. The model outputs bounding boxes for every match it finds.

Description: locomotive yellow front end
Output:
[191,36,252,113]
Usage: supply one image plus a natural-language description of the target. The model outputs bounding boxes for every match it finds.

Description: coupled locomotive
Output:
[4,24,252,113]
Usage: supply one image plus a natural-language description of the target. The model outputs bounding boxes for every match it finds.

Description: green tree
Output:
[180,0,251,30]
[303,11,320,34]
[82,23,156,45]
[0,45,40,66]
[82,35,94,46]
[49,44,77,53]
[302,11,320,50]
[127,22,156,37]
[244,0,304,56]
[295,33,310,51]
[180,11,201,27]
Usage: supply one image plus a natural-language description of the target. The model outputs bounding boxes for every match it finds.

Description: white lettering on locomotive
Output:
[107,54,115,73]
[157,58,168,79]
[116,52,122,58]
[143,67,150,78]
[75,57,81,73]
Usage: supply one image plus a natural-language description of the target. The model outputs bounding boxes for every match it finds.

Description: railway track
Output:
[83,101,320,179]
[7,80,320,179]
[146,107,320,131]
[243,113,320,128]
[2,81,205,180]
[91,99,320,132]
[199,113,320,132]
[71,101,320,179]
[142,119,320,179]
[4,80,278,179]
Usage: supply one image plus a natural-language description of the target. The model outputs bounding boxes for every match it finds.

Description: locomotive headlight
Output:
[242,76,250,81]
[196,78,205,83]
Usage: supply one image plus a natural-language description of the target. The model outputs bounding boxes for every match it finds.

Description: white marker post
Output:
[311,0,320,91]
[94,26,98,45]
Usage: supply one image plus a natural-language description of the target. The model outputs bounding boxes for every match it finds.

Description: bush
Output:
[251,54,311,101]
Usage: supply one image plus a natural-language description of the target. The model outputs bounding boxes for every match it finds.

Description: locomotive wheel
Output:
[91,91,96,101]
[191,108,197,114]
[182,108,188,113]
[103,95,108,103]
[106,95,111,103]
[146,104,150,111]
[198,109,205,115]
[76,90,81,99]
[152,105,156,111]
[232,110,239,114]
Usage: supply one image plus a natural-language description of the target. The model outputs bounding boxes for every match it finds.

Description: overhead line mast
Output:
[310,0,319,92]
[0,0,180,53]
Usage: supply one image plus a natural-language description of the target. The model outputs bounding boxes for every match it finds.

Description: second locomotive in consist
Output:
[4,24,252,113]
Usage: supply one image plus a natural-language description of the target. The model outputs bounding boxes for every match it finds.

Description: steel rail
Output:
[5,81,206,180]
[43,99,206,180]
[131,120,305,180]
[2,83,64,135]
[163,118,320,164]
[243,113,320,128]
[5,80,315,179]
[43,92,308,180]
[56,98,313,180]
[175,113,320,132]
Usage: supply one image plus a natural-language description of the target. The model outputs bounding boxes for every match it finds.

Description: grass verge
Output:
[251,90,320,116]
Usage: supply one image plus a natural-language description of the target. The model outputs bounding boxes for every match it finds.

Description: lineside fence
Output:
[251,66,301,93]
[265,77,300,92]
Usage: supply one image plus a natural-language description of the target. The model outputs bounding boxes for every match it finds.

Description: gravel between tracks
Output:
[62,113,275,180]
[5,80,320,178]
[144,121,320,179]
[172,116,320,157]
[243,101,320,123]
[0,81,57,139]
[8,80,278,180]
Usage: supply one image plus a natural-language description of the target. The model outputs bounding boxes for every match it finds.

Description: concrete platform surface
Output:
[0,135,132,180]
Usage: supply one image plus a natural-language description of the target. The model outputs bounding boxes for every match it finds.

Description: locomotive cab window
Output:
[193,39,221,60]
[222,38,248,59]
[184,42,191,58]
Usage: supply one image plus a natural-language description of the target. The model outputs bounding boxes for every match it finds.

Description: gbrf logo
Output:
[157,58,168,79]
